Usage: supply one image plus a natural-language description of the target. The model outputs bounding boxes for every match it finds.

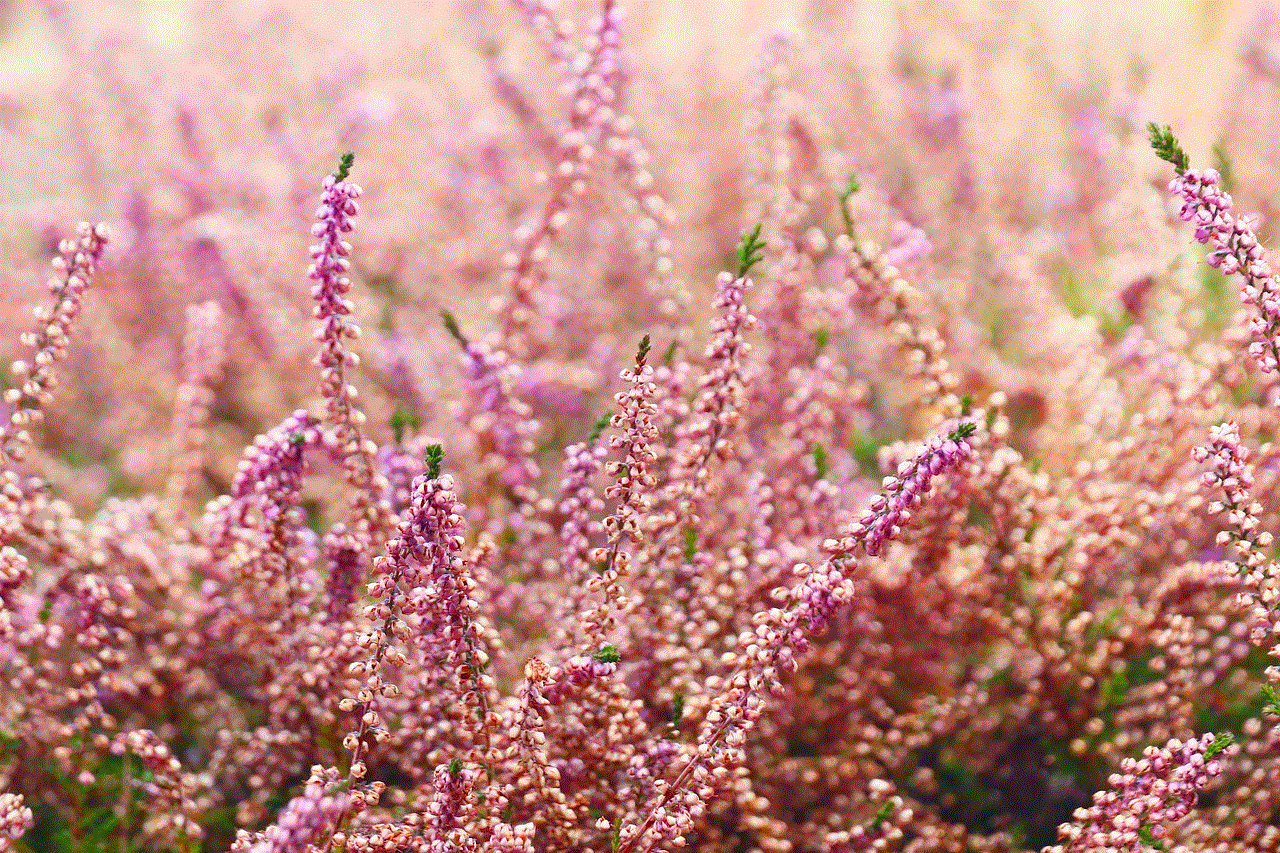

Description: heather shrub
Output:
[3,2,1280,852]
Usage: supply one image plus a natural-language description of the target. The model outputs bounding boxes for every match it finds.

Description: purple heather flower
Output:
[833,426,974,557]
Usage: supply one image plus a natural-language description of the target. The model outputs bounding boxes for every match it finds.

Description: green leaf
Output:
[837,173,861,237]
[1262,683,1280,717]
[683,527,698,563]
[811,442,828,480]
[390,406,419,445]
[1205,731,1233,759]
[1147,122,1189,175]
[736,223,766,277]
[589,411,613,444]
[592,645,621,663]
[813,326,830,356]
[334,151,355,182]
[440,310,469,346]
[425,444,445,479]
[868,797,895,827]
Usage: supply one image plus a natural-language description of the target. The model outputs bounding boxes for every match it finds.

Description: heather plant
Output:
[5,2,1280,853]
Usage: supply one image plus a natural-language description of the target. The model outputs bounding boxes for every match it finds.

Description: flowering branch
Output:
[1151,123,1280,376]
[569,335,658,652]
[311,153,392,555]
[0,223,108,465]
[1047,733,1232,853]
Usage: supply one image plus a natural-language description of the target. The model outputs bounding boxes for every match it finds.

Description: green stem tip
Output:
[1147,123,1189,175]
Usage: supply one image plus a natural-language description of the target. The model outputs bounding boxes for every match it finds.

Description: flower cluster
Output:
[1047,734,1231,853]
[0,223,108,464]
[0,793,32,852]
[232,766,349,853]
[1157,138,1280,376]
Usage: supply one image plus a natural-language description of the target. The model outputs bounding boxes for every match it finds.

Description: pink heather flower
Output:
[1049,733,1230,853]
[310,162,392,549]
[0,792,33,852]
[538,652,618,706]
[0,222,108,464]
[344,460,493,785]
[234,766,349,853]
[1168,167,1280,374]
[372,331,425,415]
[1193,421,1280,647]
[620,560,859,853]
[504,656,580,845]
[421,761,479,849]
[323,525,364,625]
[397,471,494,724]
[832,424,975,557]
[558,439,607,581]
[0,545,27,644]
[229,409,322,503]
[500,1,622,354]
[311,174,362,399]
[202,409,320,594]
[0,544,27,600]
[564,338,658,653]
[110,729,203,841]
[693,271,756,453]
[548,438,608,652]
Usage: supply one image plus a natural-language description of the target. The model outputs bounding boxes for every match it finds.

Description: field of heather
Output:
[3,2,1280,852]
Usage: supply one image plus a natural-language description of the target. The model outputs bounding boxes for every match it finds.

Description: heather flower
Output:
[833,422,977,558]
[1192,420,1280,706]
[11,8,1280,853]
[340,447,494,806]
[883,221,932,267]
[835,229,960,418]
[1047,733,1231,853]
[562,336,658,653]
[421,760,481,852]
[500,1,623,356]
[205,408,321,582]
[459,337,541,492]
[0,222,108,465]
[311,154,393,552]
[233,766,349,853]
[1152,124,1280,376]
[111,728,204,845]
[0,793,32,852]
[0,545,25,662]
